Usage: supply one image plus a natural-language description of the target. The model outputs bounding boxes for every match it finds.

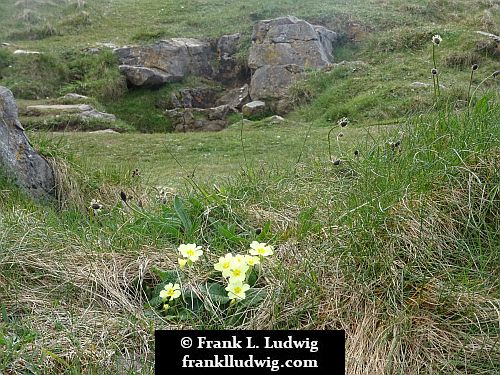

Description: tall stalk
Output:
[432,44,441,97]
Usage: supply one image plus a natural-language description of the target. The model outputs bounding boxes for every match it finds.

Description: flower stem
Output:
[467,69,474,117]
[432,45,441,97]
[327,126,336,161]
[469,71,497,111]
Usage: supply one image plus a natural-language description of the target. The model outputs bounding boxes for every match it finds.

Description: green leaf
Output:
[217,224,245,244]
[148,296,163,308]
[247,268,258,287]
[176,307,197,321]
[181,287,204,313]
[174,196,193,234]
[199,282,231,304]
[474,96,489,115]
[240,288,268,307]
[1,304,8,323]
[151,267,178,283]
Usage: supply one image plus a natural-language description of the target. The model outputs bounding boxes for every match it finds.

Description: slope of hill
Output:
[0,1,499,374]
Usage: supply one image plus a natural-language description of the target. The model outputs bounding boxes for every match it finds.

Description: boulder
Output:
[115,38,216,87]
[0,86,55,200]
[166,105,235,132]
[26,104,116,121]
[117,65,174,87]
[242,100,266,118]
[216,84,250,109]
[249,64,303,101]
[248,16,337,111]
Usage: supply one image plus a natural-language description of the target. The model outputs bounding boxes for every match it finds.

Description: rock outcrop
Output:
[117,17,339,130]
[0,86,55,200]
[248,16,337,112]
[115,35,247,88]
[115,38,215,87]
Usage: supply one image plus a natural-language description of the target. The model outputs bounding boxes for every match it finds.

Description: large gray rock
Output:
[249,64,303,101]
[248,16,337,111]
[0,87,55,200]
[115,38,216,87]
[115,35,248,88]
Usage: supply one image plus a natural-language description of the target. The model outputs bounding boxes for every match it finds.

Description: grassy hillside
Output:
[0,0,498,131]
[0,1,499,374]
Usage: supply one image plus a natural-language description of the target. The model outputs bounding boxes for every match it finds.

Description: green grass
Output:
[34,118,394,186]
[2,102,499,374]
[1,0,498,132]
[0,0,500,374]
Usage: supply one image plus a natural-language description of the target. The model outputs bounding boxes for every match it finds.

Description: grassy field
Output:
[0,0,500,374]
[32,119,396,186]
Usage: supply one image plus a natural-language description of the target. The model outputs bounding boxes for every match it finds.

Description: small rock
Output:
[410,82,445,89]
[80,109,116,121]
[96,42,119,49]
[242,100,266,118]
[13,49,41,55]
[268,115,285,124]
[89,129,119,134]
[61,93,89,100]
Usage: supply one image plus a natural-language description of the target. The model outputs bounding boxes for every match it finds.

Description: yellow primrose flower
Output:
[178,243,203,262]
[249,241,274,257]
[159,283,181,301]
[230,254,246,268]
[244,255,260,267]
[228,264,249,282]
[214,253,234,278]
[178,258,188,269]
[225,280,250,301]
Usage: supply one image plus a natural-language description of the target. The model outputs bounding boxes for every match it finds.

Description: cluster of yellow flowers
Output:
[159,241,274,308]
[177,243,203,269]
[214,241,274,302]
